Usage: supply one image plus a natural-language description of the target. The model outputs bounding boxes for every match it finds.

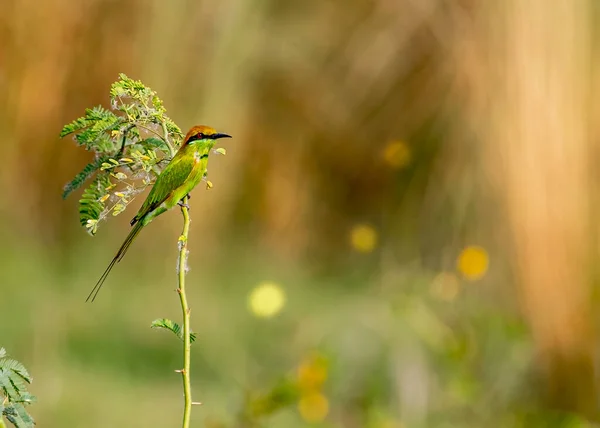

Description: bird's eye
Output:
[197,133,204,139]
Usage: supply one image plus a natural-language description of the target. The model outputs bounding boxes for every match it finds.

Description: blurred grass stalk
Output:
[475,0,598,417]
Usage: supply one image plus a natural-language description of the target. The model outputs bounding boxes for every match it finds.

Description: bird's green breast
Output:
[174,145,210,195]
[135,142,212,226]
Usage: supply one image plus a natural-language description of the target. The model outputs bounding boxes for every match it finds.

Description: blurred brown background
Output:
[2,0,600,427]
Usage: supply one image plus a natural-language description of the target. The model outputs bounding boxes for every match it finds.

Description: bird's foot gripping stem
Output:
[178,200,190,209]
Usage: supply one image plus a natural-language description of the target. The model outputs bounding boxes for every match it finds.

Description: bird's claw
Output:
[178,201,190,209]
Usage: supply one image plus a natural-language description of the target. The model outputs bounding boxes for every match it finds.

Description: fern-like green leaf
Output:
[151,318,196,343]
[139,137,170,153]
[3,403,34,428]
[59,114,90,138]
[110,74,163,112]
[60,106,115,137]
[75,109,122,151]
[79,174,111,235]
[61,106,122,153]
[0,358,31,401]
[0,349,36,428]
[0,360,30,385]
[14,394,35,405]
[164,117,184,142]
[62,156,110,199]
[0,370,20,401]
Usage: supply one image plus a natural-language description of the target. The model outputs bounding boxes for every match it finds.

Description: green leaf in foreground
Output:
[151,318,196,343]
[79,174,111,235]
[0,348,35,428]
[62,156,111,199]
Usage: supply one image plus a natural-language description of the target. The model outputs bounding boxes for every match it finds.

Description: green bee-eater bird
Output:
[87,125,231,302]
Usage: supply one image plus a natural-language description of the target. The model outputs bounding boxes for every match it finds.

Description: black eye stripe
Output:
[188,133,219,143]
[188,134,203,143]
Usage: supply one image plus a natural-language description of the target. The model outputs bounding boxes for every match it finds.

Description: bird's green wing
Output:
[132,153,195,224]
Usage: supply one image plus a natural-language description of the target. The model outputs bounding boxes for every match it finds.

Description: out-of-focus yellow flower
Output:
[298,392,329,423]
[383,141,411,169]
[430,272,461,301]
[457,246,489,281]
[350,224,378,253]
[378,419,405,428]
[248,282,286,318]
[297,354,328,391]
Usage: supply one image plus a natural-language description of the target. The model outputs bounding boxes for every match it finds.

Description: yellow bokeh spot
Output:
[383,141,411,169]
[298,392,329,423]
[297,354,328,391]
[248,282,286,318]
[457,246,489,281]
[350,224,378,253]
[378,420,405,428]
[430,272,461,301]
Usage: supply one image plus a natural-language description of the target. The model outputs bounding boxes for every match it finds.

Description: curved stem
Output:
[161,121,176,157]
[133,122,176,157]
[178,195,192,428]
[116,123,135,157]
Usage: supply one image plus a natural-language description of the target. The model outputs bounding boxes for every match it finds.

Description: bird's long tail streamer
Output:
[86,220,144,302]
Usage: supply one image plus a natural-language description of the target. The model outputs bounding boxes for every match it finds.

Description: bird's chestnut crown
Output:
[184,125,231,144]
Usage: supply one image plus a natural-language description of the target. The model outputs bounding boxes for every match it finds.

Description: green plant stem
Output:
[178,195,192,428]
[161,121,176,157]
[162,119,191,427]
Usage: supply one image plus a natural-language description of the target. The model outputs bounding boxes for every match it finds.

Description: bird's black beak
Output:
[211,133,232,140]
